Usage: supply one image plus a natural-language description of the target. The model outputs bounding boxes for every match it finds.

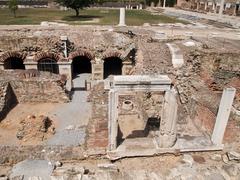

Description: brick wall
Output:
[87,82,109,150]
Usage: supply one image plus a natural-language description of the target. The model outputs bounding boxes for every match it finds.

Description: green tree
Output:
[55,0,102,17]
[8,0,18,18]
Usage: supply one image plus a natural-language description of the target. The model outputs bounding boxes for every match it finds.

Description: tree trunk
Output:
[75,8,79,17]
[13,10,16,18]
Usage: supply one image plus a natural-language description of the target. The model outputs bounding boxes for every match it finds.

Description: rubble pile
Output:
[16,115,55,143]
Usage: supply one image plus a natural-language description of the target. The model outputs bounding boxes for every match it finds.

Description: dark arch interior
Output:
[72,56,92,78]
[104,57,122,79]
[4,57,25,70]
[37,58,59,74]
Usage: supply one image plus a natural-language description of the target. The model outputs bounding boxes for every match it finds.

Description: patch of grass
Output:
[0,8,187,25]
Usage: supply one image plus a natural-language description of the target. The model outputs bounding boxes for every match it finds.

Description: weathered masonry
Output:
[106,75,177,151]
[0,35,136,83]
[101,75,236,160]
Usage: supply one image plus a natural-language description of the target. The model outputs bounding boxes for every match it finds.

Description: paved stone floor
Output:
[9,160,54,180]
[46,73,91,146]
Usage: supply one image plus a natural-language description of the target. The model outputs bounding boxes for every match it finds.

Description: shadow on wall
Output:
[117,117,160,146]
[0,83,18,122]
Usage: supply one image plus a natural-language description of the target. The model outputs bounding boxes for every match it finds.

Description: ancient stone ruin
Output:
[0,25,239,179]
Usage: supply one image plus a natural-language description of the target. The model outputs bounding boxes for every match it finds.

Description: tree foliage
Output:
[55,0,103,16]
[8,0,18,18]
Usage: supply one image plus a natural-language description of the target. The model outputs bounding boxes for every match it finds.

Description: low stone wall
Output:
[10,80,69,103]
[0,70,69,103]
[0,145,86,165]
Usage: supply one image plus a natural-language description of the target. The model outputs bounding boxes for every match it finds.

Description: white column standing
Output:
[163,0,166,8]
[218,0,225,17]
[108,89,119,150]
[211,88,236,145]
[118,8,126,26]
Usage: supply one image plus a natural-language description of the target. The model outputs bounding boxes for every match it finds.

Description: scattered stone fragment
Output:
[182,154,194,167]
[97,163,118,171]
[227,151,240,161]
[222,154,229,164]
[210,154,222,161]
[54,161,62,168]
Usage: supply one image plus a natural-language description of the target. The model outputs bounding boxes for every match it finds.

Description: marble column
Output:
[211,88,236,145]
[219,0,225,16]
[118,8,126,26]
[108,89,119,150]
[158,90,178,148]
[163,0,166,8]
[204,2,208,11]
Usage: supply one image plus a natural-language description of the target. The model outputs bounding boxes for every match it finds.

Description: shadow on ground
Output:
[62,15,102,22]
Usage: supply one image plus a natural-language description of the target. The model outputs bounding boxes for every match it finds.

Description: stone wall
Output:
[87,82,108,150]
[0,82,17,121]
[10,79,69,103]
[0,145,86,165]
[0,70,69,104]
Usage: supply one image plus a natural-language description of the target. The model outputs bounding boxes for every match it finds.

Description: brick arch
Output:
[34,52,61,62]
[102,51,122,60]
[69,49,94,61]
[0,51,27,62]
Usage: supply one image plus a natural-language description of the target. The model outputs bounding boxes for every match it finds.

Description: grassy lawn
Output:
[0,8,187,25]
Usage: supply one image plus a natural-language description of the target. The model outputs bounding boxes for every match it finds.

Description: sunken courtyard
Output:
[0,24,239,179]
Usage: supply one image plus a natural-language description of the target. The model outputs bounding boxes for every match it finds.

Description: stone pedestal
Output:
[211,88,236,145]
[58,62,72,80]
[92,63,103,80]
[122,61,133,75]
[0,63,4,70]
[118,8,126,26]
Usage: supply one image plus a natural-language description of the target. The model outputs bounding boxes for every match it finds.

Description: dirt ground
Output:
[0,103,61,145]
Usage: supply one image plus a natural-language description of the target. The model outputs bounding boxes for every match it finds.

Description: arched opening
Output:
[4,57,25,70]
[104,57,122,79]
[72,56,92,78]
[37,58,59,74]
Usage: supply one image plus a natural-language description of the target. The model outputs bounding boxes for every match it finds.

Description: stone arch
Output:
[103,51,123,79]
[102,50,122,60]
[34,52,61,62]
[35,52,60,74]
[69,49,94,61]
[69,50,94,78]
[0,51,26,70]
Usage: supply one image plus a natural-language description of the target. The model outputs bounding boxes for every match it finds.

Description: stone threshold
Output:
[107,136,223,160]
